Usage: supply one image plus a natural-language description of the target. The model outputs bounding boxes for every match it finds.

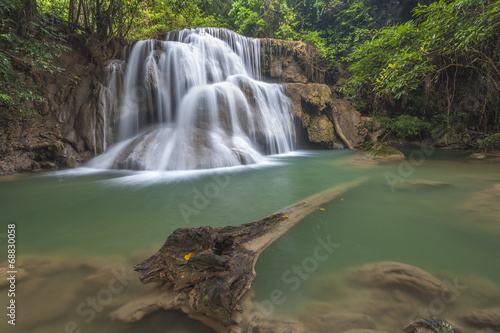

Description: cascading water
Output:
[96,59,125,153]
[89,28,295,171]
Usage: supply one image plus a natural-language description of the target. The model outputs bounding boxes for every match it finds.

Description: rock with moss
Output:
[307,114,335,145]
[285,83,366,148]
[468,153,486,159]
[360,142,405,160]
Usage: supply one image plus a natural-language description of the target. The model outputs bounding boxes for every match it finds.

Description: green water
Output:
[1,149,499,332]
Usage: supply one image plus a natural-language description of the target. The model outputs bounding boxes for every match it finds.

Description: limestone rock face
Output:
[308,114,335,144]
[285,83,332,116]
[285,83,337,147]
[285,83,366,148]
[270,58,308,83]
[0,36,129,175]
[331,99,366,148]
[262,39,366,149]
[261,39,324,84]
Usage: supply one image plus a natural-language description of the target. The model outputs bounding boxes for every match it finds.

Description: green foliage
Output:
[389,115,432,139]
[0,47,47,117]
[0,8,72,117]
[227,0,296,38]
[285,0,413,65]
[345,0,500,130]
[479,134,500,151]
[362,115,432,140]
[228,0,267,37]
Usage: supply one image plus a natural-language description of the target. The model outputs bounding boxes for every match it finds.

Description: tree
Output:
[345,0,500,130]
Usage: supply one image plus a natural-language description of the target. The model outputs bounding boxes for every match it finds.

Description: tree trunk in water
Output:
[111,179,366,333]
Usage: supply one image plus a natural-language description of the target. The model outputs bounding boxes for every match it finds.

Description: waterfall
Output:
[96,60,125,152]
[89,28,295,171]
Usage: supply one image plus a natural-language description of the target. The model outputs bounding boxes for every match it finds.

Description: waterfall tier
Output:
[89,28,295,171]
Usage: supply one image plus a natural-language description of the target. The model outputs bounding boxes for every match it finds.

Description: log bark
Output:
[111,179,365,332]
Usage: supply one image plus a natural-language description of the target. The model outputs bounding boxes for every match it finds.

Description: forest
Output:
[1,0,500,142]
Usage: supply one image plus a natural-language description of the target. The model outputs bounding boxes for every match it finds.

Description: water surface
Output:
[1,149,499,332]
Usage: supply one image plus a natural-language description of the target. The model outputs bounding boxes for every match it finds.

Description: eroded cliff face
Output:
[261,39,367,149]
[0,35,128,175]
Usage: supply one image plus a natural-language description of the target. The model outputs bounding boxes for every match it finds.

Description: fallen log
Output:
[111,178,365,332]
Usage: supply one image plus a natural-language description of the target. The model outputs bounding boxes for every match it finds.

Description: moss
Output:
[307,114,334,145]
[361,142,405,158]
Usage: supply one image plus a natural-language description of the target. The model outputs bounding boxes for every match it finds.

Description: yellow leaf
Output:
[184,252,195,260]
[283,215,289,218]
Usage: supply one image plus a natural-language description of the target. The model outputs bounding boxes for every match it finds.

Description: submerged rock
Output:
[458,184,500,234]
[395,180,450,190]
[461,308,500,330]
[347,262,450,299]
[309,312,377,333]
[342,330,388,333]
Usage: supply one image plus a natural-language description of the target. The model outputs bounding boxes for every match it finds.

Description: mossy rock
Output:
[360,142,405,159]
[307,114,334,145]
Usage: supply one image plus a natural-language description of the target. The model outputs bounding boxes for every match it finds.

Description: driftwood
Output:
[111,179,365,332]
